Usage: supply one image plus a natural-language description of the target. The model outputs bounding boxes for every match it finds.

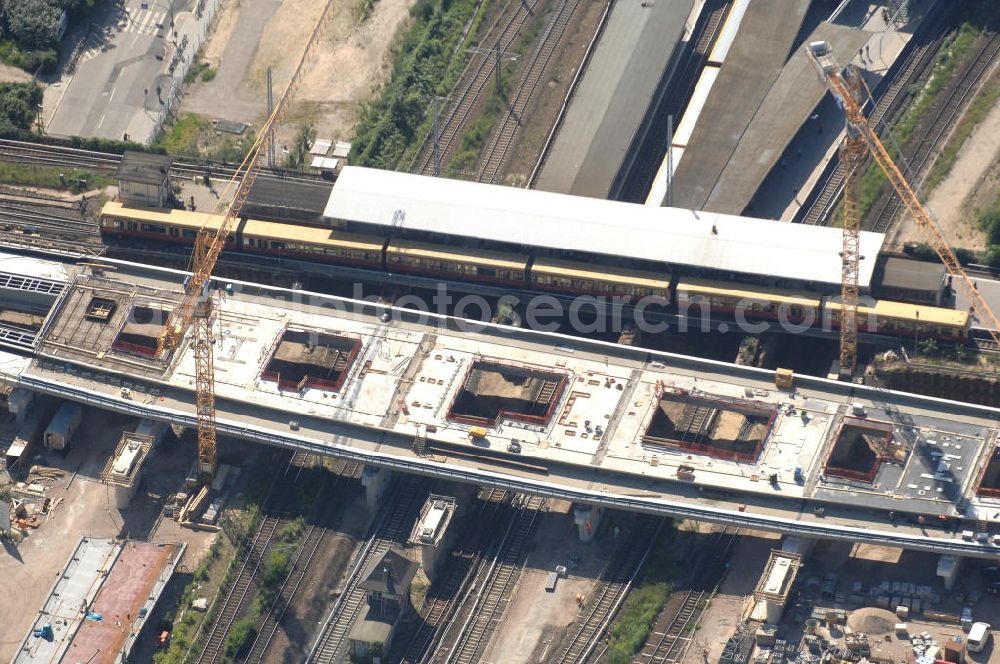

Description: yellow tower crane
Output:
[156,3,338,484]
[806,40,1000,370]
[834,63,868,379]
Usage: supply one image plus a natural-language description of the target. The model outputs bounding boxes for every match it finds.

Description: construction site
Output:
[3,0,1000,662]
[261,327,361,393]
[446,361,567,428]
[823,417,903,483]
[642,388,777,463]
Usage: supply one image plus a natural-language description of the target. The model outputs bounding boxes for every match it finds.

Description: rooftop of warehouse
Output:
[13,538,183,664]
[323,166,886,288]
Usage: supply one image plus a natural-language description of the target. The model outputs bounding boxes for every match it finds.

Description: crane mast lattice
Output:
[156,2,339,482]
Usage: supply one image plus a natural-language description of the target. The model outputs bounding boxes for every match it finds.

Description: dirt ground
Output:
[0,63,31,84]
[486,500,611,663]
[892,78,1000,251]
[0,407,216,660]
[181,0,418,150]
[682,530,781,664]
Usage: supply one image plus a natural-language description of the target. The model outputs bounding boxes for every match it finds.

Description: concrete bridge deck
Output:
[1,252,999,557]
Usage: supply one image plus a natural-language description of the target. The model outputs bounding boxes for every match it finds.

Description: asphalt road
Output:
[45,0,201,142]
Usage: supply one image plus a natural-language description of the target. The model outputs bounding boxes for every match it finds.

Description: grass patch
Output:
[153,536,230,664]
[350,0,490,169]
[224,617,257,659]
[605,525,681,664]
[410,569,430,613]
[357,0,380,22]
[926,75,1000,191]
[155,112,253,162]
[0,39,55,74]
[184,61,217,84]
[446,42,520,176]
[0,162,113,192]
[156,113,208,154]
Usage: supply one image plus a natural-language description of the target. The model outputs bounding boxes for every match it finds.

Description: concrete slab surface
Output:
[670,0,809,210]
[2,254,1000,559]
[535,0,695,198]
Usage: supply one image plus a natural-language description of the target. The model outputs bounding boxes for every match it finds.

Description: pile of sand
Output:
[848,607,898,634]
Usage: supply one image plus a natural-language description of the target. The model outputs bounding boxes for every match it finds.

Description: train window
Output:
[271,242,285,250]
[477,267,497,277]
[141,224,166,234]
[183,229,197,239]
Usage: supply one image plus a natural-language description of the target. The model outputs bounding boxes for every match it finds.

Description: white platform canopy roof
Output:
[324,166,886,288]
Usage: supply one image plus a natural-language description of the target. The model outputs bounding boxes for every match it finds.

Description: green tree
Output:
[0,80,42,134]
[918,338,939,357]
[224,618,256,658]
[286,123,317,168]
[3,0,62,50]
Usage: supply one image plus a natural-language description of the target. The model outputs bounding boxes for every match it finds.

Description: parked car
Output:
[983,565,1000,595]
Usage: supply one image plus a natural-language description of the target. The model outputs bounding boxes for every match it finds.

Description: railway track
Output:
[0,203,97,236]
[396,489,510,664]
[0,139,326,184]
[634,528,740,664]
[195,514,282,664]
[243,460,362,664]
[194,455,305,664]
[477,0,582,183]
[307,475,427,664]
[797,2,962,226]
[638,590,705,664]
[613,0,731,203]
[433,494,545,664]
[868,30,1000,233]
[411,0,539,176]
[0,189,103,254]
[555,516,662,664]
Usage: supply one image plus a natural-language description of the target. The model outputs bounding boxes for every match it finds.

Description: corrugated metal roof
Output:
[324,167,886,287]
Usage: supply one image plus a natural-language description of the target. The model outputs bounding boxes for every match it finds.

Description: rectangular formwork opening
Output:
[641,389,776,463]
[823,417,897,483]
[261,328,361,392]
[447,361,567,427]
[976,446,1000,498]
[112,305,169,356]
[85,296,117,322]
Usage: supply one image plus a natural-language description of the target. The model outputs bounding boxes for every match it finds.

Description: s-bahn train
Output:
[99,202,971,342]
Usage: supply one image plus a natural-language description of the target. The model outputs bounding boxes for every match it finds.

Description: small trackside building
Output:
[115,151,174,209]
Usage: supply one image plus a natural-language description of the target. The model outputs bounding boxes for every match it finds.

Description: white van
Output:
[968,622,992,653]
